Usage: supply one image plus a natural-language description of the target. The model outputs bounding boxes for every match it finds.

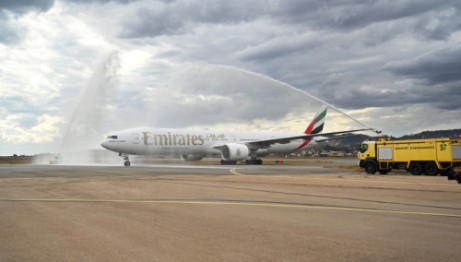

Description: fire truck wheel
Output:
[365,161,377,174]
[409,162,423,175]
[443,168,455,179]
[423,162,438,176]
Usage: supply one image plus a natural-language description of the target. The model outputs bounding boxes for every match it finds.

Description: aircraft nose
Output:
[101,134,119,151]
[100,140,110,150]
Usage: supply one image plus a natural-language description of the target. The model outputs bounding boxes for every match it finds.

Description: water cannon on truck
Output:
[358,137,461,183]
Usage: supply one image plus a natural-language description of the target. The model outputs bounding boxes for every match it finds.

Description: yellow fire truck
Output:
[358,137,461,179]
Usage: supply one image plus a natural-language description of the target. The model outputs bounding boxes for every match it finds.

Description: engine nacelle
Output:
[181,154,205,161]
[221,143,249,161]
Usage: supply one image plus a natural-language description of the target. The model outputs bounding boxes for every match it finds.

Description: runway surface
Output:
[1,161,461,261]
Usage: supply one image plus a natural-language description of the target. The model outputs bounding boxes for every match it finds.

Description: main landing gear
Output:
[219,158,263,165]
[245,159,263,165]
[246,153,263,165]
[119,153,130,167]
[220,160,237,165]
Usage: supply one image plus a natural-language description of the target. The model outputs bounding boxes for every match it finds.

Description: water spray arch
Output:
[56,56,376,164]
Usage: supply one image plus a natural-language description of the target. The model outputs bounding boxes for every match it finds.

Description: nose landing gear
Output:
[119,153,131,167]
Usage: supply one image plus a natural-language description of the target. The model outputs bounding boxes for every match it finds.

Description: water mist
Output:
[58,51,121,164]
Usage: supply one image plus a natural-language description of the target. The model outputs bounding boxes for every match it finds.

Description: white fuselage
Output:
[100,127,316,157]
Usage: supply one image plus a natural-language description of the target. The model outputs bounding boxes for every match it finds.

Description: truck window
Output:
[359,143,368,153]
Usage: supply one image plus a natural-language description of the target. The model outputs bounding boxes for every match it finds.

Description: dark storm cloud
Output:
[0,0,54,43]
[120,6,185,38]
[241,0,461,62]
[119,0,262,38]
[319,43,461,110]
[0,0,54,13]
[217,1,461,115]
[117,0,261,38]
[274,0,461,41]
[115,0,461,41]
[63,0,140,4]
[385,47,461,85]
[275,0,439,28]
[325,86,436,110]
[385,47,461,111]
[316,74,461,111]
[237,35,321,62]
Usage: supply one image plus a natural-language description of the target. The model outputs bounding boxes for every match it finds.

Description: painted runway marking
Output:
[230,168,244,176]
[290,176,459,187]
[1,198,460,218]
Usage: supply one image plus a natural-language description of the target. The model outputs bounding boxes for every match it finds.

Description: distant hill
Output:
[398,129,461,140]
[314,129,461,153]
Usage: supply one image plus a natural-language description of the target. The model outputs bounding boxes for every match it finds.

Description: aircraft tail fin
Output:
[304,105,328,135]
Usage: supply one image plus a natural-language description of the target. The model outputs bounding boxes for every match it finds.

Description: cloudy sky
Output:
[1,0,460,155]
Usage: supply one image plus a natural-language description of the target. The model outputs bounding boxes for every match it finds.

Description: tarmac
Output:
[1,159,461,261]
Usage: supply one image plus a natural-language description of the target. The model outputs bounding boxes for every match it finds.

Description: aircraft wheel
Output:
[257,159,263,165]
[124,161,131,167]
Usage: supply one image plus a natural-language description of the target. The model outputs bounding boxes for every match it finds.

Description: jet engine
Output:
[180,154,205,161]
[221,143,249,161]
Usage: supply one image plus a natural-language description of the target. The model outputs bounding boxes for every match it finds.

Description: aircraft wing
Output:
[246,128,373,148]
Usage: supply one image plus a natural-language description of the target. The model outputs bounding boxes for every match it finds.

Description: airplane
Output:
[100,105,372,166]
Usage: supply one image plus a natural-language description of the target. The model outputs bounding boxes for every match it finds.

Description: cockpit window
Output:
[107,135,118,139]
[359,143,368,153]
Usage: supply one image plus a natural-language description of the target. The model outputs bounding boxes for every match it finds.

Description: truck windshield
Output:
[359,143,368,153]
